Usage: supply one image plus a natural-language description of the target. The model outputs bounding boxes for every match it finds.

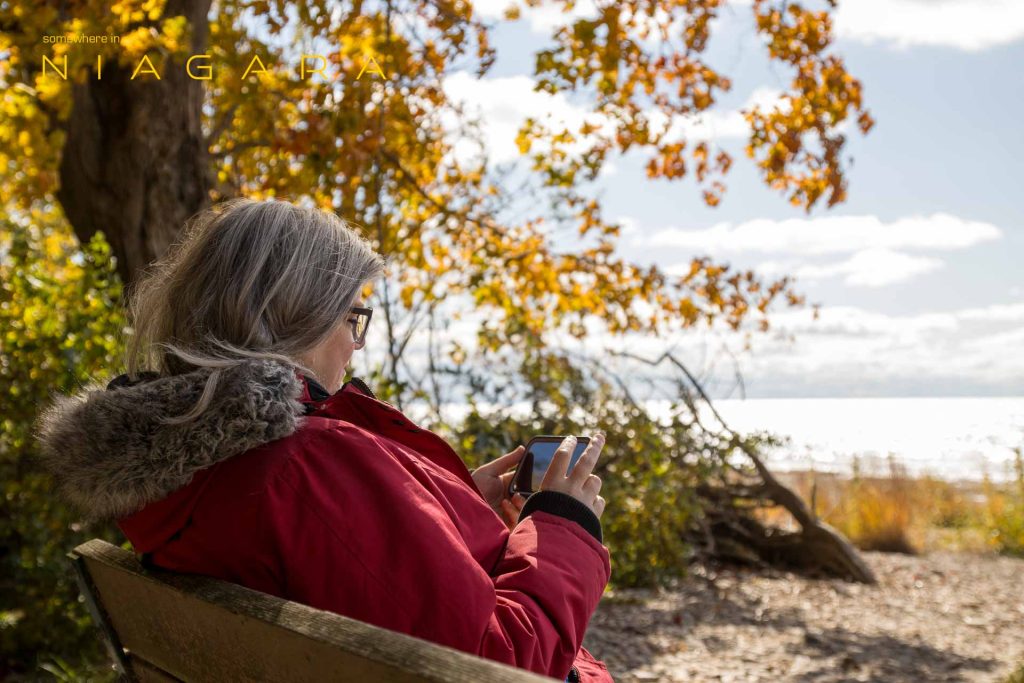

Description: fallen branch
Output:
[610,349,877,584]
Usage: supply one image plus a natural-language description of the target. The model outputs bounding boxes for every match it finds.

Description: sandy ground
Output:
[581,551,1024,682]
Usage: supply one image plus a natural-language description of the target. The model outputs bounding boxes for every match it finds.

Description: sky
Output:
[434,0,1024,399]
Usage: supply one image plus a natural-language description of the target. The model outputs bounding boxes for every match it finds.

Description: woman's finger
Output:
[581,473,602,495]
[480,445,525,474]
[570,432,606,485]
[501,498,519,528]
[501,492,525,511]
[540,435,576,489]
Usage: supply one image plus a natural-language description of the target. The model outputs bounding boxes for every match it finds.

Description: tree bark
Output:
[57,0,213,286]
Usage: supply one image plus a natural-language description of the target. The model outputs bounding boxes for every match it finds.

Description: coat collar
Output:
[302,374,331,401]
[34,358,376,522]
[299,374,378,410]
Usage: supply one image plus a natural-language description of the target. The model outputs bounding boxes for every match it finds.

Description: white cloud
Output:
[617,215,642,237]
[727,0,1024,51]
[959,303,1024,322]
[714,302,1024,395]
[834,0,1024,52]
[481,0,1024,51]
[964,324,1024,352]
[757,248,944,288]
[598,159,619,178]
[441,72,774,166]
[648,87,784,142]
[441,72,597,164]
[552,300,1024,399]
[638,213,1002,255]
[765,305,960,338]
[472,0,599,33]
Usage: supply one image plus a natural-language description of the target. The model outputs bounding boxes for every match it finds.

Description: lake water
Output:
[704,397,1024,482]
[423,396,1024,482]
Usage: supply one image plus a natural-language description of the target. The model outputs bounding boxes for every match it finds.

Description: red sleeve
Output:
[264,424,611,680]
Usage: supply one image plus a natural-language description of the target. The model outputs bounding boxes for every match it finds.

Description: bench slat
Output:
[71,539,554,683]
[129,654,183,682]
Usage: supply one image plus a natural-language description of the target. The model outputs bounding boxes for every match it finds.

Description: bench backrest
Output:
[69,539,553,682]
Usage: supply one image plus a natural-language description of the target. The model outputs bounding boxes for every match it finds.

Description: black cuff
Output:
[517,490,602,544]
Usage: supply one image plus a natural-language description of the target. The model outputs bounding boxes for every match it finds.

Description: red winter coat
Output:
[36,359,613,682]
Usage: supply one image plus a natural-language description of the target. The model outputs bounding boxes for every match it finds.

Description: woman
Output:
[36,198,613,682]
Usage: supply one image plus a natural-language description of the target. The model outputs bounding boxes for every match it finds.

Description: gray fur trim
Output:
[33,359,308,522]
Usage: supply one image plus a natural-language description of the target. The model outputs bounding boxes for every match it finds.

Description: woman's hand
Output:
[471,445,529,530]
[538,433,607,519]
[499,492,528,530]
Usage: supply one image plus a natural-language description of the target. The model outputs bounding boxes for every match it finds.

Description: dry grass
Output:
[762,451,1024,556]
[983,452,1024,557]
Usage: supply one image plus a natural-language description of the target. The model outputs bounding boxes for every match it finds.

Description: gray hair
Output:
[125,197,386,425]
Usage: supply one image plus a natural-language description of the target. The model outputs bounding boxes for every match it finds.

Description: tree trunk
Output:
[57,0,213,286]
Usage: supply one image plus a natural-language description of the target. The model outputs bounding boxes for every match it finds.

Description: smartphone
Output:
[508,435,591,498]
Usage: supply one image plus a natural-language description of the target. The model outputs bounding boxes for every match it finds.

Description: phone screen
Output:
[527,439,589,491]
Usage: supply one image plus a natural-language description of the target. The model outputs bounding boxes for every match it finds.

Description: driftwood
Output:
[610,350,877,584]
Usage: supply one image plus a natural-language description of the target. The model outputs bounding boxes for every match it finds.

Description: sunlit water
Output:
[704,397,1024,482]
[418,397,1024,483]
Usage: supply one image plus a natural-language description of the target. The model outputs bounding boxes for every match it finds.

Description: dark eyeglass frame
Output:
[348,306,373,345]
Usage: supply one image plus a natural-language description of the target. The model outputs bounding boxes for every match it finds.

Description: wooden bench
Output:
[69,539,555,682]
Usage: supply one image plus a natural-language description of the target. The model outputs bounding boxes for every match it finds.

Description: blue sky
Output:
[438,0,1024,398]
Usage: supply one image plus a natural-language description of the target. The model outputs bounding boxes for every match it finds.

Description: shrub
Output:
[985,450,1024,557]
[0,210,125,678]
[819,456,917,554]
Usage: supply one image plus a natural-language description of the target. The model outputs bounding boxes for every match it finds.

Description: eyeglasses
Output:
[348,306,373,345]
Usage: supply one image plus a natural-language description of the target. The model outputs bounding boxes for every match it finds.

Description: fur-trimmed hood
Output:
[34,359,309,522]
